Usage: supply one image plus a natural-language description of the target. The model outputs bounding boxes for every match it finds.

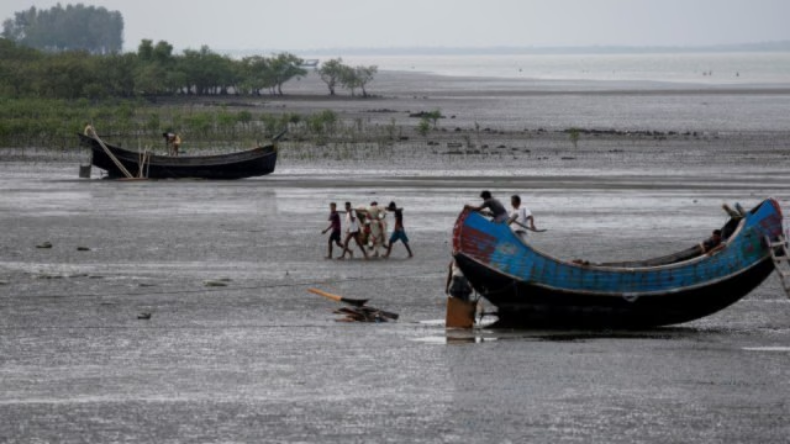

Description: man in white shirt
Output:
[339,201,369,260]
[508,195,536,241]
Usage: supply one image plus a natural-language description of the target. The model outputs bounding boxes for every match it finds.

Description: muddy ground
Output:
[1,73,790,443]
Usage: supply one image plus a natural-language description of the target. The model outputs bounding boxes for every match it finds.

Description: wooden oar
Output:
[308,288,369,307]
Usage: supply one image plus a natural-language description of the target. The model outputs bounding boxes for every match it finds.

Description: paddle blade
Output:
[308,287,369,307]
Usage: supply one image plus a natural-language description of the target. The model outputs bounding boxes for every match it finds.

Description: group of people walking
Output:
[323,201,413,260]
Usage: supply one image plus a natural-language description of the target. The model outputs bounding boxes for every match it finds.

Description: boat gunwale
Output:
[454,248,769,298]
[79,134,277,165]
[454,202,769,275]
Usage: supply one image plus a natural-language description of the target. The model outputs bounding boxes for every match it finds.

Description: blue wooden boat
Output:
[452,198,786,328]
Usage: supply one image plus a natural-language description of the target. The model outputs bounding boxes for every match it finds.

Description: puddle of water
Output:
[743,346,790,352]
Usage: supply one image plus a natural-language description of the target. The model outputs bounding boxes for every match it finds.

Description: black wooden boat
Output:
[453,199,787,328]
[78,133,278,179]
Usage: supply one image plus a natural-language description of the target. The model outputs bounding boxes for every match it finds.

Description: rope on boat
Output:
[86,125,134,179]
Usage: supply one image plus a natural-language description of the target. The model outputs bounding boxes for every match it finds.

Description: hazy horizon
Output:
[2,0,790,53]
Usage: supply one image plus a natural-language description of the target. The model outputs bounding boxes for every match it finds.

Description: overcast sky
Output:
[2,0,789,52]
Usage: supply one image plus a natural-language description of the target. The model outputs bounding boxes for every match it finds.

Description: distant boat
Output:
[78,133,278,180]
[453,199,787,328]
[301,59,319,69]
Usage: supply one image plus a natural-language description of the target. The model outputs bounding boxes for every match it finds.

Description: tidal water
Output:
[1,162,790,443]
[338,52,790,85]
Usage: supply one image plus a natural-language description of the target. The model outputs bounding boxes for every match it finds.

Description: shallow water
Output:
[1,163,790,443]
[335,52,790,85]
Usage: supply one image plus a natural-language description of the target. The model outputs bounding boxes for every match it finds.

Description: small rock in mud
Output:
[204,280,228,287]
[36,274,63,280]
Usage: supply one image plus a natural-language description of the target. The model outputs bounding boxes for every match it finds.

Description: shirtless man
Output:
[383,201,413,259]
[163,132,182,156]
[321,202,344,259]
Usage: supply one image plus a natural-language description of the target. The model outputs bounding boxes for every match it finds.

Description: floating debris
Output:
[333,306,399,323]
[308,288,398,323]
[36,242,53,249]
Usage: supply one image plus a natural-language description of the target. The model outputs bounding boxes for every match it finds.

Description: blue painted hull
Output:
[453,199,785,328]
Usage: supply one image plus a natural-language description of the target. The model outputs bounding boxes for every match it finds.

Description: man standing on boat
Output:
[508,195,537,240]
[465,191,508,223]
[322,202,344,259]
[163,132,182,156]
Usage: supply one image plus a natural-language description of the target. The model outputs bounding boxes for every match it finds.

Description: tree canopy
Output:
[318,58,345,96]
[2,3,123,54]
[319,58,379,97]
[0,38,309,99]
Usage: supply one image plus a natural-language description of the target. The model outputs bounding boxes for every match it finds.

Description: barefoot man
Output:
[383,201,413,259]
[322,202,344,259]
[508,194,537,241]
[339,202,369,260]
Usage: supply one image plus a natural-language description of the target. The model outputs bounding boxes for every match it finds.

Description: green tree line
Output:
[0,38,312,99]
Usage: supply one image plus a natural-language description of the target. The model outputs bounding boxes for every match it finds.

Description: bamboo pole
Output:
[85,125,134,179]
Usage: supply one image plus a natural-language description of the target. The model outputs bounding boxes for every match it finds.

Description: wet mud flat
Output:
[2,145,790,443]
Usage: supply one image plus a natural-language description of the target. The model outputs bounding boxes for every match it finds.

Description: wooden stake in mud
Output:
[446,297,477,329]
[137,148,151,179]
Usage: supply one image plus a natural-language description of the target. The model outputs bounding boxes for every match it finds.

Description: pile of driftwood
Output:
[308,288,399,323]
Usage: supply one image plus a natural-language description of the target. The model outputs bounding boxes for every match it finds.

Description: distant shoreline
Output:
[224,41,790,58]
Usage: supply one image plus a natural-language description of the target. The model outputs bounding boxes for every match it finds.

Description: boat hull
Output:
[79,134,277,180]
[453,199,785,328]
[455,253,775,328]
